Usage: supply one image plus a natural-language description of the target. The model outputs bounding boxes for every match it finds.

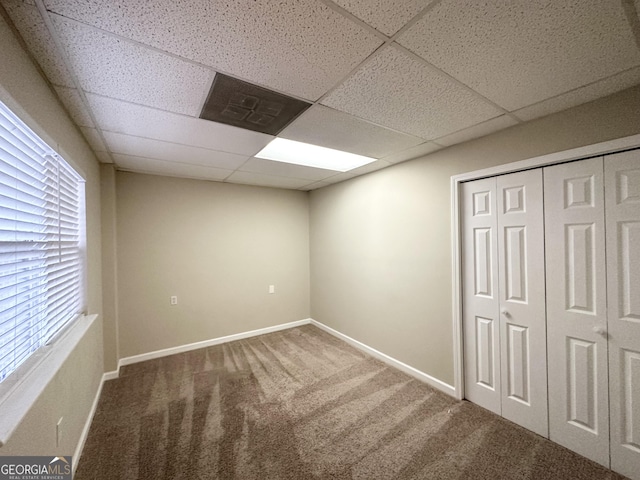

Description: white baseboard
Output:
[118,318,312,370]
[310,319,456,397]
[102,370,119,381]
[73,371,112,474]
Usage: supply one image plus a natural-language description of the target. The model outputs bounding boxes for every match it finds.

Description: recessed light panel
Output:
[255,138,376,172]
[200,73,311,135]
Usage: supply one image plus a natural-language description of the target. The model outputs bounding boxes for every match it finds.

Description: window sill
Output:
[0,313,98,447]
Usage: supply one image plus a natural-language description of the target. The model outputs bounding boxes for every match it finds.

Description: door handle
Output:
[592,325,607,336]
[501,309,510,318]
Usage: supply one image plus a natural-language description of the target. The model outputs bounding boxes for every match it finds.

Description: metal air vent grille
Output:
[200,74,311,135]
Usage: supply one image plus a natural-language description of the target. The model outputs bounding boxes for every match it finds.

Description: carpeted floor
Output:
[75,325,626,479]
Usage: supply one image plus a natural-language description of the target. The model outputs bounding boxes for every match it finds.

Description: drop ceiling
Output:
[1,0,639,190]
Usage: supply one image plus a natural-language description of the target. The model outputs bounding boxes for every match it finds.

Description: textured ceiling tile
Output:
[2,0,75,87]
[321,46,502,139]
[380,142,442,164]
[86,94,273,156]
[299,180,333,191]
[224,171,312,189]
[398,0,640,111]
[239,158,337,181]
[332,0,431,36]
[279,105,424,158]
[94,151,113,163]
[50,15,212,116]
[53,86,94,127]
[513,67,640,121]
[44,0,382,100]
[322,159,391,183]
[103,131,249,170]
[79,127,106,151]
[434,115,519,147]
[113,153,232,181]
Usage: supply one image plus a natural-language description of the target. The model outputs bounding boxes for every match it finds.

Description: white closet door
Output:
[496,169,547,437]
[606,149,640,480]
[462,177,501,414]
[544,157,609,467]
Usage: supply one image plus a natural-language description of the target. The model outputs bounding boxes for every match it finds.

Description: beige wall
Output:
[115,172,310,358]
[100,164,119,371]
[2,0,638,457]
[0,12,103,456]
[310,85,640,386]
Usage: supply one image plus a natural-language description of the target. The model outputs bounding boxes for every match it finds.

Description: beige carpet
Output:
[75,325,626,479]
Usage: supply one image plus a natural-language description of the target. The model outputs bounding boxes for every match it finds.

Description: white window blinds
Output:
[0,101,85,383]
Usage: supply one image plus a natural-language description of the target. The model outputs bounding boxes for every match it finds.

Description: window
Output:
[0,100,85,383]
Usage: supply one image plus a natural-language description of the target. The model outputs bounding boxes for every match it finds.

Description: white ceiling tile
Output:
[53,86,94,127]
[86,94,273,156]
[398,0,640,111]
[113,153,232,181]
[279,105,424,159]
[332,0,431,36]
[80,127,106,151]
[434,115,519,147]
[44,0,383,101]
[513,67,640,122]
[103,131,249,170]
[224,171,312,190]
[321,46,502,139]
[381,142,442,164]
[3,0,75,87]
[322,159,391,183]
[239,158,337,181]
[50,16,212,116]
[347,159,391,175]
[94,151,113,163]
[299,180,332,191]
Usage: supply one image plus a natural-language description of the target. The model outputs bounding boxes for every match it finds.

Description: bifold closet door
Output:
[462,177,501,415]
[544,157,609,467]
[496,170,547,437]
[606,150,640,480]
[462,170,547,435]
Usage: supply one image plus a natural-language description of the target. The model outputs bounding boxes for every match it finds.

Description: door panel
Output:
[462,178,501,414]
[506,323,529,402]
[476,316,496,388]
[606,149,640,480]
[474,228,493,297]
[619,221,640,319]
[565,223,596,313]
[567,337,597,432]
[504,226,527,302]
[497,169,547,437]
[544,157,609,467]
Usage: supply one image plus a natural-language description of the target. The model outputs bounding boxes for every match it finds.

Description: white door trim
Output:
[450,133,640,400]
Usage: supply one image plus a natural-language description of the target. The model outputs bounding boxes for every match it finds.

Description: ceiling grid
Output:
[0,0,638,190]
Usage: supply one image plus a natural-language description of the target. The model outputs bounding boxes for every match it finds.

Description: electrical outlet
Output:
[268,285,275,294]
[170,296,178,305]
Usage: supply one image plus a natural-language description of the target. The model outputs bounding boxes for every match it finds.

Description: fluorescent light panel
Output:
[255,138,376,172]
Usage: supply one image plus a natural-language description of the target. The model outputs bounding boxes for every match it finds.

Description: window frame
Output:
[0,98,90,446]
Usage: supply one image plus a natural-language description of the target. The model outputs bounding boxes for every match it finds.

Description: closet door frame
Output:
[451,133,640,401]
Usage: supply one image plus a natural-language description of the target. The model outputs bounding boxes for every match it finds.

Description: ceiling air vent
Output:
[200,74,311,135]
